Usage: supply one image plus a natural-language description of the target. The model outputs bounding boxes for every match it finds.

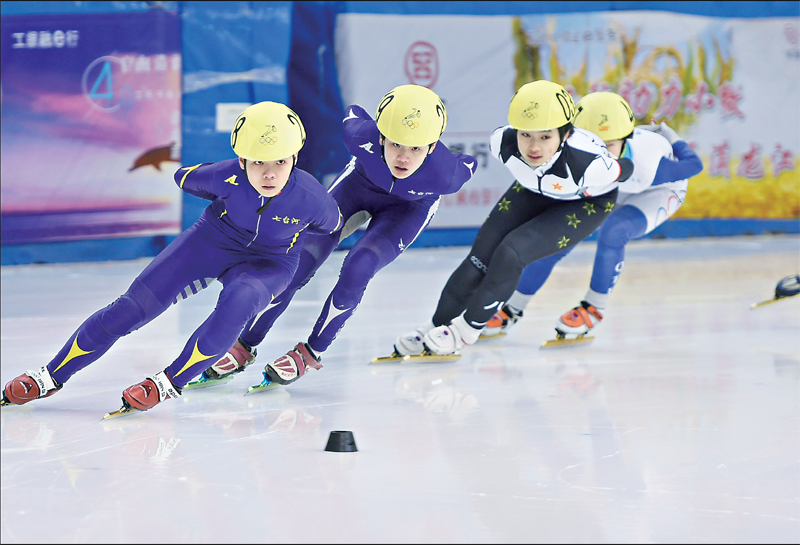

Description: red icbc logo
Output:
[785,23,798,45]
[404,41,439,88]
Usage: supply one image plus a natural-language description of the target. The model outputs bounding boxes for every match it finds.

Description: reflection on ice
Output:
[2,235,799,543]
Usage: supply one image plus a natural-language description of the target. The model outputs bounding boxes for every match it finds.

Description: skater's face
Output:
[240,156,296,197]
[380,136,437,179]
[605,139,624,159]
[516,128,567,168]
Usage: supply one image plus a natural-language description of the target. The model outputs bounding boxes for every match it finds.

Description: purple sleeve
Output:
[310,194,343,235]
[290,169,343,235]
[173,160,237,201]
[342,105,379,157]
[428,144,478,195]
[652,141,704,186]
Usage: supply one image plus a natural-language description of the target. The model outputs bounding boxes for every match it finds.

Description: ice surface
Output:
[2,235,799,543]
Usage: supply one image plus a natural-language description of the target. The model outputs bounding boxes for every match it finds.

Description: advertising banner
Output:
[1,11,182,245]
[335,11,800,228]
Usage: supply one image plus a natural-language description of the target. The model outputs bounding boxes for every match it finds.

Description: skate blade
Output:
[370,352,461,364]
[540,335,594,349]
[102,406,143,420]
[477,332,507,341]
[751,293,799,309]
[184,374,235,390]
[245,380,282,395]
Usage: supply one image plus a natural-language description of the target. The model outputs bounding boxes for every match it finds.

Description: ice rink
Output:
[1,234,799,543]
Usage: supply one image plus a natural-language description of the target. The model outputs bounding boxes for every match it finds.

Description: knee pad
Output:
[486,243,526,277]
[99,294,148,337]
[339,237,396,292]
[217,278,270,323]
[102,279,167,336]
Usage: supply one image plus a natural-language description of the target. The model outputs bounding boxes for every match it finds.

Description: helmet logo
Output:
[402,108,421,130]
[287,112,306,145]
[231,116,246,148]
[598,114,610,132]
[259,125,278,145]
[621,99,634,122]
[435,102,446,136]
[556,89,575,121]
[522,101,539,120]
[376,94,394,123]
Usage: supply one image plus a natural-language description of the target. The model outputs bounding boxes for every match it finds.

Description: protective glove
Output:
[637,121,683,144]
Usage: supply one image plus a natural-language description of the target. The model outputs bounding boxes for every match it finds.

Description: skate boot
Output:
[204,338,257,380]
[393,325,432,357]
[1,366,62,406]
[121,371,181,412]
[481,304,523,337]
[264,342,323,386]
[556,301,603,337]
[422,315,481,355]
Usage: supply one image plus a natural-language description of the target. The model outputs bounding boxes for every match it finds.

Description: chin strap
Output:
[242,157,292,215]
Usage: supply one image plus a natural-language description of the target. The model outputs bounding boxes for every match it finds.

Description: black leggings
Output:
[432,182,618,329]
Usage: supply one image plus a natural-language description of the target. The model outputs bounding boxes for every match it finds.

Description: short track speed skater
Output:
[751,274,800,309]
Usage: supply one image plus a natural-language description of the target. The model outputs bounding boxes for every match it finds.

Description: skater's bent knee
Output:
[341,245,383,282]
[597,207,647,248]
[219,279,272,317]
[489,243,526,273]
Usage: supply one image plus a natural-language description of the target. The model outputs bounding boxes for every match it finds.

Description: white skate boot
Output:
[372,321,462,364]
[422,315,481,355]
[393,325,432,357]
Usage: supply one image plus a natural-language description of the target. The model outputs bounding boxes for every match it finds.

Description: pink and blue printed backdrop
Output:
[1,11,182,246]
[334,10,800,228]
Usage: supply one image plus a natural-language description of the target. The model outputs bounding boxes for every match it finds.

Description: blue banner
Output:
[1,11,182,246]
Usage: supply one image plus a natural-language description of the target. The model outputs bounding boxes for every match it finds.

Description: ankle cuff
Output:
[150,371,181,400]
[451,314,482,345]
[28,366,59,396]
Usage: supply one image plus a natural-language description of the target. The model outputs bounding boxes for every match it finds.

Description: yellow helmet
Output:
[573,92,635,142]
[375,84,447,147]
[230,101,306,162]
[508,80,575,131]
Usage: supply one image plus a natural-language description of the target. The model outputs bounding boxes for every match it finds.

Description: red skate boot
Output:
[185,338,257,389]
[205,338,257,379]
[263,342,322,386]
[103,371,181,419]
[1,366,62,406]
